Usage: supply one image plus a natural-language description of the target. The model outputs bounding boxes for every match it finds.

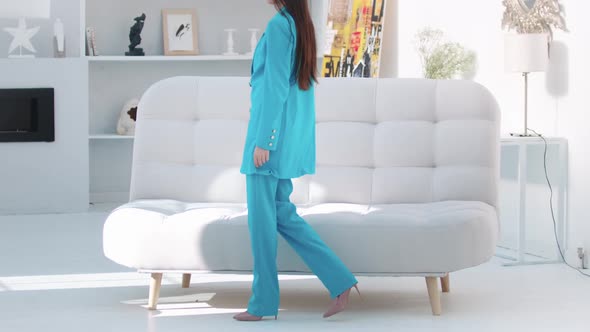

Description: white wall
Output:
[555,0,590,260]
[398,0,589,259]
[0,59,89,214]
[0,0,81,58]
[380,0,399,77]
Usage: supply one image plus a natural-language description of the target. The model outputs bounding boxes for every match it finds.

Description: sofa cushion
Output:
[130,78,500,210]
[103,199,497,274]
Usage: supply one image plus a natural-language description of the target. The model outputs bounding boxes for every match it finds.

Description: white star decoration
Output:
[3,18,40,56]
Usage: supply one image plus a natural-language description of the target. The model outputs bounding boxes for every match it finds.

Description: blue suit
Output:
[240,7,315,179]
[239,7,358,317]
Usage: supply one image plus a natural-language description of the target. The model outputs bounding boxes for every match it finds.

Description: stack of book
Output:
[85,27,99,56]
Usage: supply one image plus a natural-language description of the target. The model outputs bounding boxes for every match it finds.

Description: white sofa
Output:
[102,77,501,315]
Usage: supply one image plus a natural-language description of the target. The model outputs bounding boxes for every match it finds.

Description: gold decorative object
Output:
[502,0,568,38]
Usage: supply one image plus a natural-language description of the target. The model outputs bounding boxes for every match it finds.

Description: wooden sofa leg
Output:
[182,274,191,288]
[148,273,163,310]
[425,277,442,316]
[441,274,450,293]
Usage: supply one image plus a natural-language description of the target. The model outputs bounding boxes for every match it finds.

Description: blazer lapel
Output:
[250,32,265,76]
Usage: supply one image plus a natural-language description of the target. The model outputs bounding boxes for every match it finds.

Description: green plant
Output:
[414,28,476,79]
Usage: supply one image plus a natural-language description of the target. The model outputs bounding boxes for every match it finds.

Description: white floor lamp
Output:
[504,33,549,137]
[0,0,51,58]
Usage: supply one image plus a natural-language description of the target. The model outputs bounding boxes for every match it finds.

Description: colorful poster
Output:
[322,0,386,78]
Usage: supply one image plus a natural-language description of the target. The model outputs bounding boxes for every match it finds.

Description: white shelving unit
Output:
[89,134,135,140]
[86,55,254,62]
[86,54,326,62]
[83,0,329,203]
[497,137,569,265]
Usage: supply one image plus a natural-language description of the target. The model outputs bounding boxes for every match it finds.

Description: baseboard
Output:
[90,191,129,204]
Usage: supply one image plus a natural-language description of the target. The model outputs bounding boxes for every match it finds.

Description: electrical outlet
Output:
[577,247,586,269]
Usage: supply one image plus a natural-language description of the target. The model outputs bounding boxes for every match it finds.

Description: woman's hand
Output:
[254,147,270,168]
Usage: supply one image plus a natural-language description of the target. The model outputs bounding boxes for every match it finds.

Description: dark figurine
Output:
[127,106,138,121]
[125,13,146,56]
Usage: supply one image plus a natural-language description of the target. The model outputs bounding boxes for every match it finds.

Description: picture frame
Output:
[162,9,199,56]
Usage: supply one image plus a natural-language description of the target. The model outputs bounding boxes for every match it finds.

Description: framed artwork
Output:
[322,0,387,78]
[162,9,199,56]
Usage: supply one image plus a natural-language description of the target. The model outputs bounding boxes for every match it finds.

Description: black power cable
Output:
[526,128,589,278]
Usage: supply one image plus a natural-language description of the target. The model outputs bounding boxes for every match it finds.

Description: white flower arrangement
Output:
[414,28,476,80]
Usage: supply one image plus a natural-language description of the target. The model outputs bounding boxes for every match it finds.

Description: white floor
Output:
[1,204,589,332]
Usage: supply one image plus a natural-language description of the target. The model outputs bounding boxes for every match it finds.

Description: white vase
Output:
[54,18,66,58]
[245,28,260,56]
[222,29,239,56]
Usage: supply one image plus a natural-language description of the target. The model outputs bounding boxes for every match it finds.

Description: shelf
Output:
[86,54,324,62]
[501,136,567,145]
[0,57,84,63]
[86,55,254,62]
[89,134,134,140]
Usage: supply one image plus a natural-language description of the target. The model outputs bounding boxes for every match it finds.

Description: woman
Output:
[235,0,360,321]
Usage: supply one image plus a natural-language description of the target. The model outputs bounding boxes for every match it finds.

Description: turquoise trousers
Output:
[245,174,358,316]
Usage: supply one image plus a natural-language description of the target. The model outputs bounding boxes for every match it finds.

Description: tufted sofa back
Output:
[130,77,500,208]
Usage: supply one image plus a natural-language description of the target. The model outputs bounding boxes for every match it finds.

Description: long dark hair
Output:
[271,0,318,90]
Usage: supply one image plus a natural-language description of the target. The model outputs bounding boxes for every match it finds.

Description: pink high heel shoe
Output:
[323,283,361,318]
[233,311,277,321]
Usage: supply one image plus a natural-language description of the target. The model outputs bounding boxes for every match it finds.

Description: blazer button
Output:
[272,129,276,133]
[269,142,273,147]
[271,136,275,140]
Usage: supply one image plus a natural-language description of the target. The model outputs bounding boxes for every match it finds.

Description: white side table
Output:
[498,136,568,266]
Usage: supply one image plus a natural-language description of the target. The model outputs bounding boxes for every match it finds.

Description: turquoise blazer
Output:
[240,7,316,179]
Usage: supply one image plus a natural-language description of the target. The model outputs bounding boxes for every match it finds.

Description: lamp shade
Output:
[504,33,549,73]
[0,0,51,19]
